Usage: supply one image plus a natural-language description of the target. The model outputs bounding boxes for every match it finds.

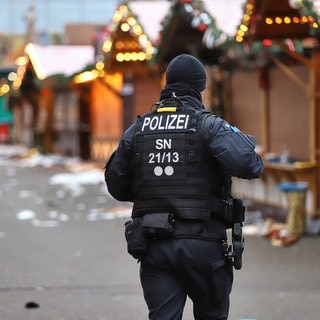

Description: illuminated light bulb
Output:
[116,53,125,62]
[145,54,152,61]
[15,56,28,66]
[115,41,124,49]
[113,11,122,22]
[8,72,17,81]
[139,34,147,43]
[127,17,136,25]
[119,5,128,14]
[265,17,273,24]
[102,40,112,52]
[133,25,142,35]
[138,52,146,61]
[131,52,138,61]
[243,14,250,22]
[284,17,291,24]
[121,23,130,32]
[293,17,300,23]
[247,3,254,10]
[124,52,131,61]
[1,84,10,94]
[12,78,22,89]
[240,24,248,32]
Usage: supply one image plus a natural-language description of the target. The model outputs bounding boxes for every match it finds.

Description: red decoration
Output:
[262,39,272,47]
[198,24,207,32]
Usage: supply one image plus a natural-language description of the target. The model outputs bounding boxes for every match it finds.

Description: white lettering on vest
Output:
[155,139,172,150]
[141,114,190,132]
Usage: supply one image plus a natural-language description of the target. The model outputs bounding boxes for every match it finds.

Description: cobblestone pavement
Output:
[0,153,320,320]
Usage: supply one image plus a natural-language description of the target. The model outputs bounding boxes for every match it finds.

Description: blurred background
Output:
[1,0,118,36]
[1,1,320,318]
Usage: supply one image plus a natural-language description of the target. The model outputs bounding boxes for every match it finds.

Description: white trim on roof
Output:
[128,1,171,43]
[203,0,246,37]
[25,43,94,80]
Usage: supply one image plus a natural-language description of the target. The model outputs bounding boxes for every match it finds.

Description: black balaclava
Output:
[160,54,207,102]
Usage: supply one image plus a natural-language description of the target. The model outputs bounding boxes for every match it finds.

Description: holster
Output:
[231,199,245,269]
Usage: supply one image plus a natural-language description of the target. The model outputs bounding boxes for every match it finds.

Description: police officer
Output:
[105,54,263,320]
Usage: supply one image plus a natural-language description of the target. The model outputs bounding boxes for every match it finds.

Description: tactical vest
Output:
[131,101,224,221]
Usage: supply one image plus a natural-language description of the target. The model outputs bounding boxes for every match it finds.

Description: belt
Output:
[172,218,224,240]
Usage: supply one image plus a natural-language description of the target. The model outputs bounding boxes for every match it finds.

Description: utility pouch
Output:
[142,213,174,238]
[124,218,148,260]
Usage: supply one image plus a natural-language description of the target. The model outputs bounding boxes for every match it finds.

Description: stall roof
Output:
[236,0,320,42]
[102,0,170,73]
[204,0,245,38]
[129,1,171,43]
[152,0,246,66]
[25,43,95,80]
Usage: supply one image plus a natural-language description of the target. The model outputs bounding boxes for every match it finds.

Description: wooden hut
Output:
[76,0,171,161]
[14,43,94,156]
[229,0,320,217]
[151,0,320,217]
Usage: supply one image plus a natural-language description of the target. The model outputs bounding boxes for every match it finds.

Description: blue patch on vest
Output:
[224,123,239,133]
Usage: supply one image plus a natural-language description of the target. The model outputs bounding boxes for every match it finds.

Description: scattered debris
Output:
[86,206,131,221]
[31,219,60,228]
[16,210,36,221]
[2,145,319,240]
[25,301,40,309]
[262,219,300,247]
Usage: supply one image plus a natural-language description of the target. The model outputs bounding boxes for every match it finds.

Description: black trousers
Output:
[140,238,233,320]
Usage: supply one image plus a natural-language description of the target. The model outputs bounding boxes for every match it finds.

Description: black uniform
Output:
[105,54,263,320]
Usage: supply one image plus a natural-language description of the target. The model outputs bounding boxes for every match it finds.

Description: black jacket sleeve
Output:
[104,125,135,202]
[203,115,263,179]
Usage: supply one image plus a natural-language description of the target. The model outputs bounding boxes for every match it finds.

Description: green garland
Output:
[297,0,320,36]
[152,0,226,64]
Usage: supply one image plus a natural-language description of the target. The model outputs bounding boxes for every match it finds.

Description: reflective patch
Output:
[224,123,239,133]
[156,107,177,113]
[230,126,240,133]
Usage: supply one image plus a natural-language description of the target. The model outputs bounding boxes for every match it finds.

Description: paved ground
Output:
[0,156,320,320]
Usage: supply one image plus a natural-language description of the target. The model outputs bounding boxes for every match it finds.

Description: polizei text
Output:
[141,114,190,132]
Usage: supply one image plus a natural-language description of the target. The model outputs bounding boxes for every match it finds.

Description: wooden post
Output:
[309,68,316,162]
[259,65,270,153]
[311,50,320,214]
[261,88,270,153]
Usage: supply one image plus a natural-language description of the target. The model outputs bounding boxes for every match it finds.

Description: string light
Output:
[236,0,320,43]
[101,4,155,63]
